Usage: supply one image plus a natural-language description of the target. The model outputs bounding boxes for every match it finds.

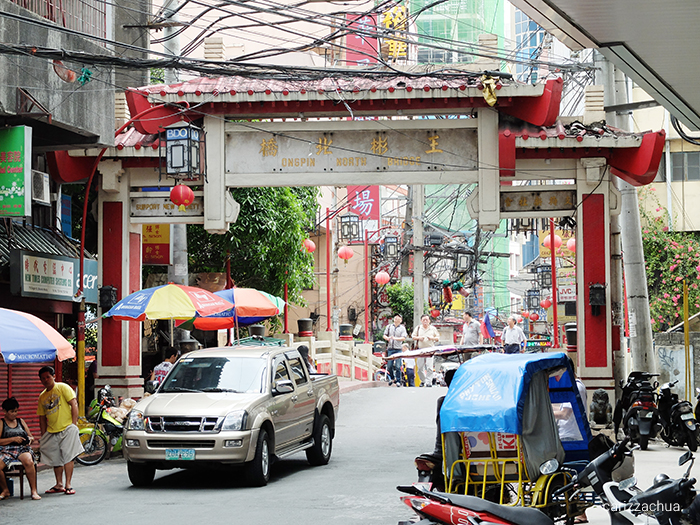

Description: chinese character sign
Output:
[348,186,380,222]
[381,5,409,59]
[345,14,379,66]
[0,126,32,217]
[142,224,172,265]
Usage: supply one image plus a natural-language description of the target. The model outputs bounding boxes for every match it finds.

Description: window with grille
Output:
[12,0,107,40]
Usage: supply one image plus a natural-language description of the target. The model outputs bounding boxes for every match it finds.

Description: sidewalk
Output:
[338,378,390,394]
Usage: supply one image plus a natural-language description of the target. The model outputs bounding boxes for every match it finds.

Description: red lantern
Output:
[530,312,539,321]
[170,184,195,211]
[430,309,440,318]
[522,311,529,319]
[567,238,576,253]
[375,270,390,285]
[458,287,470,297]
[338,246,354,265]
[540,298,552,309]
[543,234,563,250]
[303,238,316,253]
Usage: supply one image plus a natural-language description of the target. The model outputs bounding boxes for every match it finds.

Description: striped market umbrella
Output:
[181,288,285,330]
[0,308,75,363]
[104,283,233,321]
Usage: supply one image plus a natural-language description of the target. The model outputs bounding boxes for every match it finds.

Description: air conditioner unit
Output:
[32,170,50,206]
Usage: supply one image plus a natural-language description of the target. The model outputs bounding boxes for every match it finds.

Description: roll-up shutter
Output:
[5,364,45,438]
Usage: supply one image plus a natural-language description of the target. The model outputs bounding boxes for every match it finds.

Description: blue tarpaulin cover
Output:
[440,351,572,435]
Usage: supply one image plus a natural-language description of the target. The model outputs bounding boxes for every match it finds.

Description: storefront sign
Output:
[10,250,98,303]
[0,126,32,217]
[142,224,172,265]
[130,195,204,218]
[345,14,379,65]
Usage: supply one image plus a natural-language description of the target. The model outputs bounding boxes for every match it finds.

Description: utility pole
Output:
[163,0,190,349]
[413,185,424,329]
[597,52,656,374]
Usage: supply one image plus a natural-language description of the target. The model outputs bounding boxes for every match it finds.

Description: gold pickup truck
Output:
[123,345,339,486]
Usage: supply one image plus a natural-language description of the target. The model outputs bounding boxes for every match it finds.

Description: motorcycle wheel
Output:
[639,435,649,450]
[76,431,108,466]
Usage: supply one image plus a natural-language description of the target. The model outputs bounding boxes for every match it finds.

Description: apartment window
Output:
[671,151,700,181]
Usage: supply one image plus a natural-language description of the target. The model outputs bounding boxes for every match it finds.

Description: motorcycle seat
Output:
[436,492,554,525]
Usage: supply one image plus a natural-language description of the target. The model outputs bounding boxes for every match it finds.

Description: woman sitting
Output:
[0,397,40,500]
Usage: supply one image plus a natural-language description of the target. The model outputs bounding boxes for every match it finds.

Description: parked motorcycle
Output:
[615,372,661,450]
[658,380,698,452]
[397,483,554,525]
[76,385,124,466]
[553,437,700,525]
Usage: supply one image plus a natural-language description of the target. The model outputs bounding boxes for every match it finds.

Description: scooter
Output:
[554,437,700,525]
[76,386,124,466]
[397,483,555,525]
[621,374,662,450]
[658,380,698,452]
[614,372,660,437]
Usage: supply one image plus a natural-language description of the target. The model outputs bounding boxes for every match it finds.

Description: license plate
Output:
[642,412,654,418]
[165,449,195,461]
[682,413,695,421]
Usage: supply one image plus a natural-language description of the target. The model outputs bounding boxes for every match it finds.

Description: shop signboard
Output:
[0,126,32,217]
[9,250,98,303]
[142,224,172,265]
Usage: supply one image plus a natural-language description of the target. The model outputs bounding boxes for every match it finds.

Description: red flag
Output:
[480,319,490,340]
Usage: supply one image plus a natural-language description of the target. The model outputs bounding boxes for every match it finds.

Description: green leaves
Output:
[386,282,415,332]
[187,187,318,306]
[639,187,700,330]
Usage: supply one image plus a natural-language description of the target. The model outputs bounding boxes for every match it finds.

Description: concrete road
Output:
[0,385,444,525]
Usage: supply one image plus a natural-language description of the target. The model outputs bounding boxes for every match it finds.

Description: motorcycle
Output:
[397,483,555,525]
[76,385,124,466]
[553,437,699,525]
[617,372,662,450]
[658,380,698,452]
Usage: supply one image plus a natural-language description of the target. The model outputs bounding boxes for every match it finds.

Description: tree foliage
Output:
[639,187,700,331]
[386,282,415,333]
[187,187,318,305]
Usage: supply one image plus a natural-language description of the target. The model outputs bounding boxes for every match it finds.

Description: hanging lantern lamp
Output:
[375,270,391,285]
[303,238,316,253]
[567,238,576,253]
[530,312,540,321]
[169,184,195,212]
[338,246,354,265]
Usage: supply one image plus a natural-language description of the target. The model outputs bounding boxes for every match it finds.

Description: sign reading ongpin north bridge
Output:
[225,125,478,175]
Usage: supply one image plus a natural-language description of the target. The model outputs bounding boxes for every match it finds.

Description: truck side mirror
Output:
[273,379,294,395]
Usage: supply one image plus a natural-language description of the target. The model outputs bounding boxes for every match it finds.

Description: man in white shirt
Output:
[502,316,526,354]
[460,311,483,347]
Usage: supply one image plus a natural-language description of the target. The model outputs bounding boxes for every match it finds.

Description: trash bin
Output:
[339,324,353,341]
[297,318,313,336]
[249,325,265,337]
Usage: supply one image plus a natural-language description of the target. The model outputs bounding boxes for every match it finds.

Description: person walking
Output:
[37,366,83,495]
[502,316,527,354]
[401,343,416,387]
[460,311,483,347]
[412,314,440,387]
[383,315,407,386]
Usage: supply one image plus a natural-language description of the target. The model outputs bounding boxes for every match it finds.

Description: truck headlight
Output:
[221,410,247,431]
[127,410,145,431]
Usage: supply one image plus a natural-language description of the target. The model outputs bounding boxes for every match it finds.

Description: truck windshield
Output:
[160,357,267,394]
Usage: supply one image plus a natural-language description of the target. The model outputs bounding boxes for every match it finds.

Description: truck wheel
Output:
[127,461,156,487]
[246,428,271,486]
[306,414,332,466]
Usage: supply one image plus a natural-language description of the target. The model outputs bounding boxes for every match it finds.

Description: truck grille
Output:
[147,440,216,449]
[147,416,221,433]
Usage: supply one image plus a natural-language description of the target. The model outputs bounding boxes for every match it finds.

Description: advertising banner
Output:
[142,224,172,265]
[0,126,32,217]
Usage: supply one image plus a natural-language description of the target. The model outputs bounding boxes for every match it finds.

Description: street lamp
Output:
[340,214,361,241]
[384,236,398,258]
